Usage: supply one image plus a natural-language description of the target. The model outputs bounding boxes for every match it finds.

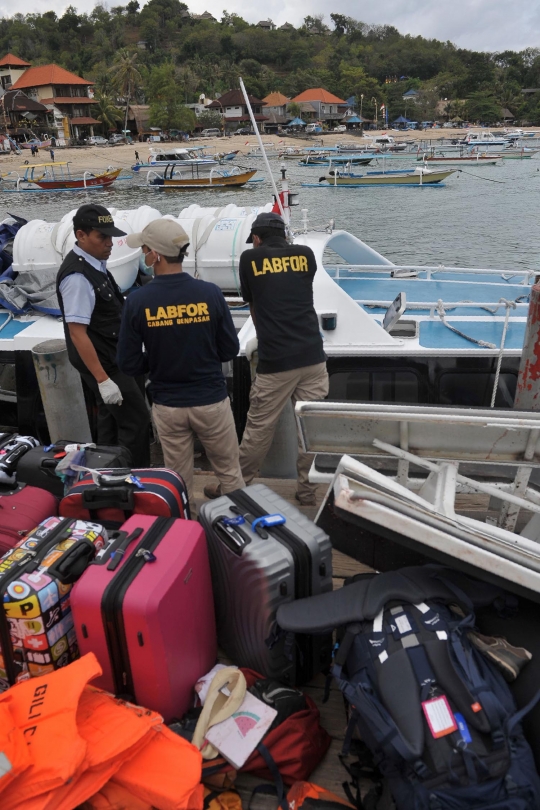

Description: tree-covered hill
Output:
[3,0,540,124]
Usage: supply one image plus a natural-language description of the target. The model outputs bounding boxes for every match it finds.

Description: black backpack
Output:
[277,566,540,810]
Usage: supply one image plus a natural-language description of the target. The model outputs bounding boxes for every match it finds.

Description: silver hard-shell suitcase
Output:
[199,483,333,685]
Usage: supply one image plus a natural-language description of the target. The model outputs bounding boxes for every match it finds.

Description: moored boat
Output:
[132,146,219,172]
[147,163,258,189]
[1,162,122,192]
[313,166,455,186]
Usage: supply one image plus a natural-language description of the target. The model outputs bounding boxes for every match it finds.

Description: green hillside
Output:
[3,0,540,124]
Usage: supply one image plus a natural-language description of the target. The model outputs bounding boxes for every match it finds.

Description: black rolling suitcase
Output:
[17,441,132,497]
[199,483,333,686]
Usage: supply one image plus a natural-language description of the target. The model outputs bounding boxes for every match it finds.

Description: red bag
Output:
[0,483,58,554]
[202,669,331,786]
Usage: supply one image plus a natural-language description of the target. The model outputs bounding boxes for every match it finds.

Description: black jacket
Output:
[56,250,124,376]
[239,236,325,374]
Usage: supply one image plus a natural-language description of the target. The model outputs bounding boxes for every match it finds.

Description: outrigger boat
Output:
[298,153,374,166]
[312,166,455,187]
[147,163,258,190]
[132,146,220,172]
[0,162,122,192]
[417,149,500,166]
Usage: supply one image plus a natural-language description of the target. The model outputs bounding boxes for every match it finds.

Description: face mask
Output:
[139,253,154,276]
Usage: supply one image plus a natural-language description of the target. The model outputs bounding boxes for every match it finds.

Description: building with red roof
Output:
[0,55,100,140]
[290,88,349,123]
[208,89,267,132]
[0,53,31,91]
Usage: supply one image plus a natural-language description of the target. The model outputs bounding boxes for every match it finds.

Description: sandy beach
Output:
[1,127,537,175]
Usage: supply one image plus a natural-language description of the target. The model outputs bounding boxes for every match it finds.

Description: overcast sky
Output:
[7,0,540,53]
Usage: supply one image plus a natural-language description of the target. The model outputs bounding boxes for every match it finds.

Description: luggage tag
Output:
[421,695,458,739]
[251,514,286,531]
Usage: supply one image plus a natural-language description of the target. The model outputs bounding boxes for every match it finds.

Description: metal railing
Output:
[326,264,537,284]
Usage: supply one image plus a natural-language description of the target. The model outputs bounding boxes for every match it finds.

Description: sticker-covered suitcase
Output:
[17,442,132,498]
[59,467,190,525]
[198,483,333,686]
[70,514,216,721]
[0,483,58,555]
[0,516,108,689]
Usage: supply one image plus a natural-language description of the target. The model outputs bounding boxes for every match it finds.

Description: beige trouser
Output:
[239,362,329,501]
[152,397,244,505]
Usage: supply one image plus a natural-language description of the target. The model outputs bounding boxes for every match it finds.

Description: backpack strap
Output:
[254,743,288,810]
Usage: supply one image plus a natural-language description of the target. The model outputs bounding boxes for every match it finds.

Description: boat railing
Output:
[327,264,536,285]
[356,299,529,317]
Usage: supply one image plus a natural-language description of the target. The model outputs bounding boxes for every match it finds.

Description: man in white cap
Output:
[117,219,244,505]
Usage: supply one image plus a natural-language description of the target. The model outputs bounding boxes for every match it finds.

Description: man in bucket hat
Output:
[204,212,328,506]
[117,219,244,508]
[56,204,150,465]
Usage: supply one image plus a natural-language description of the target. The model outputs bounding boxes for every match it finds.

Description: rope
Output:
[457,169,505,184]
[436,299,497,348]
[490,298,517,408]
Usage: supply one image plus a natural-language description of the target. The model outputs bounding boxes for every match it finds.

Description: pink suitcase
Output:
[0,483,58,554]
[70,514,216,721]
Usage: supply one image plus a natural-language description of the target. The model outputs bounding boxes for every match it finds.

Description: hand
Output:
[245,337,258,361]
[98,378,123,405]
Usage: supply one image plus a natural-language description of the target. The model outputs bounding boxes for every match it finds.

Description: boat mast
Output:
[239,77,287,223]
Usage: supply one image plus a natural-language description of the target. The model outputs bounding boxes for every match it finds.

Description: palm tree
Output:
[108,49,142,136]
[287,101,302,118]
[94,91,124,134]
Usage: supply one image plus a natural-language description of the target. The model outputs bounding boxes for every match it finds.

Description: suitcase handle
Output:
[213,517,252,556]
[82,486,135,511]
[46,538,98,584]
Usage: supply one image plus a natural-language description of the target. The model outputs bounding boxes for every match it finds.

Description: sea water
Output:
[3,155,539,272]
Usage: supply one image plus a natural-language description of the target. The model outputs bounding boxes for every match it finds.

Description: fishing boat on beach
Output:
[313,166,455,186]
[147,163,258,189]
[0,162,122,192]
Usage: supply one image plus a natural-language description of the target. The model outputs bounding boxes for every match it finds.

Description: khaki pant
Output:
[153,398,244,505]
[239,362,329,501]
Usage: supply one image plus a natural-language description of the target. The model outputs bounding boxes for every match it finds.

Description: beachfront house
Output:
[262,91,290,131]
[0,89,51,141]
[0,56,99,141]
[208,90,268,132]
[290,88,349,126]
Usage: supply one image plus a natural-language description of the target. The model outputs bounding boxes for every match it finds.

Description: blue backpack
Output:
[277,567,540,810]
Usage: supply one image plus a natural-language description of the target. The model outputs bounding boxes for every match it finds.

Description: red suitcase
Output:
[59,468,190,525]
[0,483,58,555]
[70,514,217,721]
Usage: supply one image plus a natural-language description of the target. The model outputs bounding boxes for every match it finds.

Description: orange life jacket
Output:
[112,724,204,810]
[39,685,164,810]
[79,782,153,810]
[0,701,31,792]
[0,651,102,808]
[287,781,356,809]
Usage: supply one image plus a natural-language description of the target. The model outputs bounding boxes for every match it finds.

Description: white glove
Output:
[245,337,258,361]
[98,378,123,405]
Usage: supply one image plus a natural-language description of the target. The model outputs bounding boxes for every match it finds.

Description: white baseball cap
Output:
[126,219,190,254]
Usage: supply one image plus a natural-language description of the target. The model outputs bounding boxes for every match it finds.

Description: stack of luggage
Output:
[0,432,539,810]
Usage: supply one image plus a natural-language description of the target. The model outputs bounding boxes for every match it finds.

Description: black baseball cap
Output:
[246,211,285,243]
[73,204,126,237]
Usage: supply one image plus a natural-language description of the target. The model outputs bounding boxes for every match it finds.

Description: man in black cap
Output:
[56,203,150,466]
[204,211,328,505]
